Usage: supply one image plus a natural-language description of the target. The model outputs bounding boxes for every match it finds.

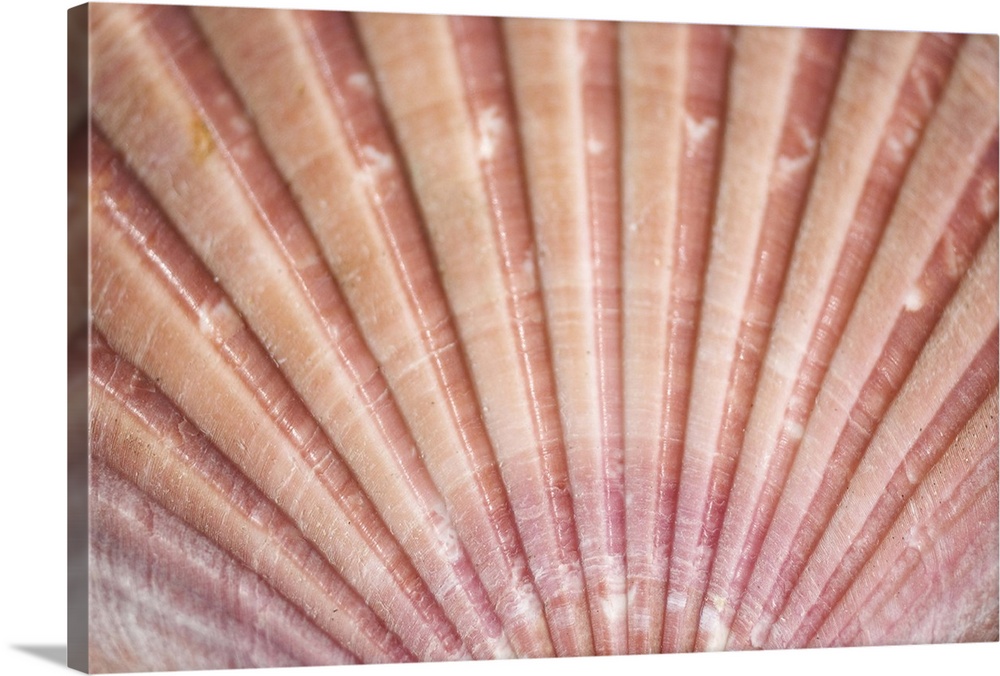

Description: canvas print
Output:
[68,2,999,672]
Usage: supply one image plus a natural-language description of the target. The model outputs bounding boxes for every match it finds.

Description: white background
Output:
[2,1,998,674]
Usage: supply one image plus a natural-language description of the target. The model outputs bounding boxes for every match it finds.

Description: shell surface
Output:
[72,3,999,671]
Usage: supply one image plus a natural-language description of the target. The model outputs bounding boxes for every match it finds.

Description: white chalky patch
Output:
[797,124,817,152]
[347,71,374,96]
[296,252,323,272]
[784,417,805,442]
[749,619,770,648]
[979,175,998,218]
[229,114,251,137]
[677,229,691,263]
[667,589,687,612]
[684,114,718,153]
[600,591,627,624]
[587,137,605,155]
[701,625,729,651]
[197,299,238,338]
[700,606,730,651]
[198,305,212,336]
[777,152,813,179]
[557,562,584,585]
[429,501,463,564]
[521,254,535,278]
[231,141,253,163]
[777,125,817,179]
[914,73,934,109]
[903,287,925,312]
[699,604,720,632]
[442,526,462,564]
[886,136,904,163]
[360,144,394,177]
[906,523,924,551]
[514,575,544,617]
[477,106,505,161]
[887,125,918,164]
[773,352,799,382]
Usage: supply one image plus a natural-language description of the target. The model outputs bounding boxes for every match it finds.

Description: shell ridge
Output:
[620,20,692,653]
[654,23,735,654]
[89,132,475,661]
[89,460,362,670]
[699,29,957,651]
[352,15,551,654]
[725,32,1000,649]
[772,326,999,648]
[162,9,520,660]
[82,8,1000,666]
[665,25,845,653]
[579,20,629,655]
[89,335,410,664]
[503,16,629,655]
[816,387,998,646]
[735,216,998,648]
[442,15,594,656]
[685,28,849,652]
[303,11,551,657]
[193,7,556,650]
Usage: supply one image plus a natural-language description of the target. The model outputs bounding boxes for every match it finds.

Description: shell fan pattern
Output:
[74,3,1000,671]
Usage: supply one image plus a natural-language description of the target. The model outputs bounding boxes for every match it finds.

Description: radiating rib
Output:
[90,462,359,672]
[90,334,405,665]
[620,21,730,653]
[504,18,627,654]
[766,224,999,647]
[88,125,474,660]
[728,33,999,649]
[695,31,962,651]
[190,6,547,656]
[663,26,847,653]
[90,4,541,659]
[353,13,591,656]
[814,388,999,646]
[81,9,1000,664]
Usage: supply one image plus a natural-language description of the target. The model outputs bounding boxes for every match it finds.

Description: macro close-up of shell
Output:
[68,2,999,672]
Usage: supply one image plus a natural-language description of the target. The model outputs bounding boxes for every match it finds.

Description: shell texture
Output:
[75,3,1000,671]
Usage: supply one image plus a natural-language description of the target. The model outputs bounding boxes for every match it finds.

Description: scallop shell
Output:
[70,3,999,671]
